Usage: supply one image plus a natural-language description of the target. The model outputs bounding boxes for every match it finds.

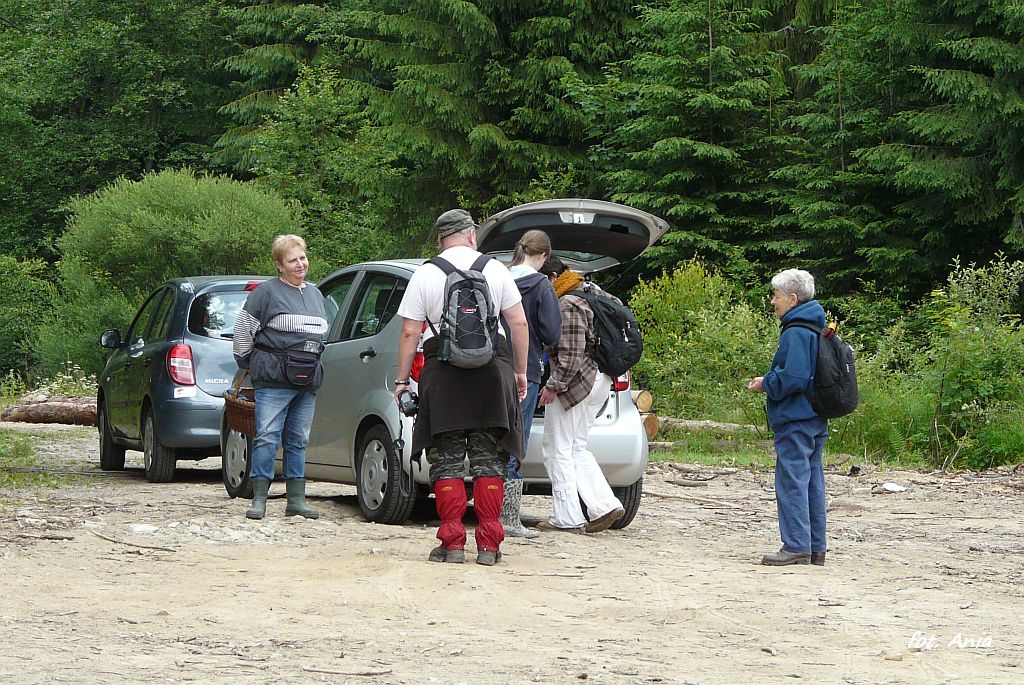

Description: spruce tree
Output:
[248,0,635,237]
[590,0,791,281]
[215,0,330,171]
[778,0,1024,298]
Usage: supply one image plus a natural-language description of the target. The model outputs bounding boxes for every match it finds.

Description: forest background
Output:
[2,0,1024,470]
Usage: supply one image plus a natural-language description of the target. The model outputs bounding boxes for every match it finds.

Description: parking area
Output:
[1,422,1022,684]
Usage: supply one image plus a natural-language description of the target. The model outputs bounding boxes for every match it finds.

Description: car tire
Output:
[221,425,254,499]
[98,401,126,471]
[355,424,415,525]
[142,408,176,483]
[610,477,643,529]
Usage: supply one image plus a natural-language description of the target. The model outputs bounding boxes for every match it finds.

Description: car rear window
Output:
[188,291,249,340]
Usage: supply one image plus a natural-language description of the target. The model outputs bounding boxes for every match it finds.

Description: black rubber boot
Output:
[284,478,320,519]
[246,477,270,520]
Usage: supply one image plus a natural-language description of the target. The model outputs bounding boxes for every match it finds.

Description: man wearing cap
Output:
[394,208,530,566]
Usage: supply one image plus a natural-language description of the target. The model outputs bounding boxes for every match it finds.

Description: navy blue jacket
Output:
[763,300,826,430]
[503,269,562,384]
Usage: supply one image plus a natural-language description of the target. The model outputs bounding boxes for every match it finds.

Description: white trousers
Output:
[542,373,621,528]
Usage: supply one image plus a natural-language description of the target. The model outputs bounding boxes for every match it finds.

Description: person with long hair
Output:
[500,230,562,537]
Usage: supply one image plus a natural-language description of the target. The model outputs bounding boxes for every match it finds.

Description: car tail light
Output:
[613,371,630,392]
[245,280,264,291]
[168,344,196,385]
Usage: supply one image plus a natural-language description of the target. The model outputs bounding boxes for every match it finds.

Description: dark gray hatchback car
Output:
[97,276,265,482]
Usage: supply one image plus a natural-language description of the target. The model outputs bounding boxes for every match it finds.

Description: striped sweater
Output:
[232,278,328,390]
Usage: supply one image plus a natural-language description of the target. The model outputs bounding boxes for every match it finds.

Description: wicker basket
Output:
[224,372,256,437]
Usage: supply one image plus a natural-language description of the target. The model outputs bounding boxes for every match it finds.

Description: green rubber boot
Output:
[285,478,320,519]
[246,477,270,520]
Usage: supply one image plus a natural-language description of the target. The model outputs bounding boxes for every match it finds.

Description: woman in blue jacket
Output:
[500,230,562,537]
[747,269,829,566]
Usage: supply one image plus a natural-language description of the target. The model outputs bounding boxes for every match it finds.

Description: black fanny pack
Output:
[256,342,324,386]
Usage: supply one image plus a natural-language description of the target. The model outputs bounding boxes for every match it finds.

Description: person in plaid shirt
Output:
[536,259,625,534]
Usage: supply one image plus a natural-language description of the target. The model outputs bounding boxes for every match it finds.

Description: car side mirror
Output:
[99,329,122,349]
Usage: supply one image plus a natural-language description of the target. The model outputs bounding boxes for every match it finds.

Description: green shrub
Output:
[827,328,933,468]
[248,68,407,276]
[32,260,141,379]
[59,168,302,297]
[832,257,1024,469]
[35,169,302,377]
[0,256,55,376]
[1,370,27,407]
[631,261,778,423]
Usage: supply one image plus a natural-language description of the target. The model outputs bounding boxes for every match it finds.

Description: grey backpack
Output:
[426,255,499,369]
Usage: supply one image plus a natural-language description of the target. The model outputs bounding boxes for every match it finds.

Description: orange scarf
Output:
[553,270,584,298]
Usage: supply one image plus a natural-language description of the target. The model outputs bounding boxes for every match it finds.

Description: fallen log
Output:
[0,396,96,426]
[640,412,661,441]
[630,389,653,413]
[659,417,760,434]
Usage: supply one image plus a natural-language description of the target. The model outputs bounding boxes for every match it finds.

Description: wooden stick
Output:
[668,479,709,488]
[301,667,393,677]
[644,490,742,508]
[90,530,177,553]
[660,417,760,433]
[15,533,74,541]
[670,463,737,476]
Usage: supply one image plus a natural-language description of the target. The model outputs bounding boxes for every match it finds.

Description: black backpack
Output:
[783,322,859,419]
[573,289,643,378]
[426,255,499,369]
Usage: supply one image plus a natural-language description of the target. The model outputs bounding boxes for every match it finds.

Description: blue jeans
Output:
[773,418,829,554]
[250,388,317,481]
[507,381,540,480]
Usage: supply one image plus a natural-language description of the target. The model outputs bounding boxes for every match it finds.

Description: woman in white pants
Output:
[537,264,624,533]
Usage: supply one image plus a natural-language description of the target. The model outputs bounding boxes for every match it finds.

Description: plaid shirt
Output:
[545,282,620,409]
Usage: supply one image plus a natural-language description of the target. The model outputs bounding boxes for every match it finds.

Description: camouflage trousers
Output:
[426,428,507,485]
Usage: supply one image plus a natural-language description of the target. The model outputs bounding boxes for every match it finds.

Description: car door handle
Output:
[359,347,376,360]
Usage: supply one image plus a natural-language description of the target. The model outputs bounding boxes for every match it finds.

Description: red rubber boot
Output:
[473,477,505,566]
[429,479,467,563]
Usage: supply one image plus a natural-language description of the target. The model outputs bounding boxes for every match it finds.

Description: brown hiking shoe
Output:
[536,520,586,534]
[761,547,811,566]
[811,552,826,566]
[585,506,625,534]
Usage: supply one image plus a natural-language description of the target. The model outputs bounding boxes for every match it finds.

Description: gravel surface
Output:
[2,421,1022,684]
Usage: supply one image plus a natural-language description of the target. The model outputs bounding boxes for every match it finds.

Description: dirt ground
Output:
[1,422,1022,685]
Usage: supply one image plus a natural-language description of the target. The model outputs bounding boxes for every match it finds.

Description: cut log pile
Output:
[630,388,760,444]
[0,395,96,426]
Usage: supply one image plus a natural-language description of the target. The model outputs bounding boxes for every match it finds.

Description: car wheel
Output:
[98,401,126,471]
[355,424,415,525]
[221,425,254,499]
[611,477,643,529]
[142,409,176,483]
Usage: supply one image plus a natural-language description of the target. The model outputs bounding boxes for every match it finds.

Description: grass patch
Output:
[648,425,900,472]
[650,428,776,469]
[0,428,61,492]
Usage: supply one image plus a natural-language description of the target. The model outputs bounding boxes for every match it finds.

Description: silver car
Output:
[221,199,669,527]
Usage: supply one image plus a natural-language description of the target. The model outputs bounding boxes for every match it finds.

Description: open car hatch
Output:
[477,199,669,273]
